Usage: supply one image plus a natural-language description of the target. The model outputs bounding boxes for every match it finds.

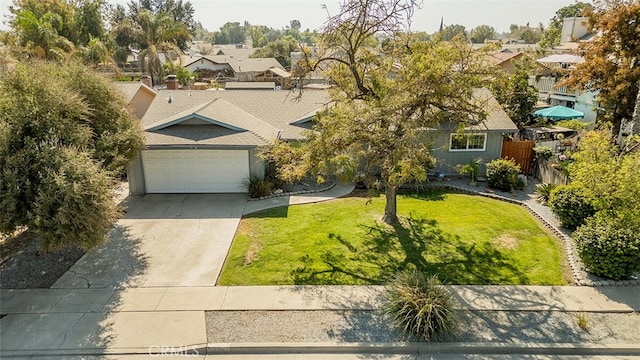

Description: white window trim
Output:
[449,133,487,152]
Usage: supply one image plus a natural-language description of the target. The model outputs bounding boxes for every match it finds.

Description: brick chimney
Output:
[166,75,178,90]
[140,75,152,88]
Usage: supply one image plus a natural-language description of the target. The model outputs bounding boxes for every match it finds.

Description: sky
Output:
[0,0,580,34]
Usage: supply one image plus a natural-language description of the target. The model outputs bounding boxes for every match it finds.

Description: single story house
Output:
[127,88,516,194]
[127,89,329,194]
[182,55,287,83]
[429,88,519,175]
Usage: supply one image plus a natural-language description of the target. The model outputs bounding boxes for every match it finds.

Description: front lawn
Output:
[218,190,567,285]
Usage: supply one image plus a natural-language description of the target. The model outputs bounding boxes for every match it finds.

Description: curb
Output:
[207,342,640,356]
[248,181,336,201]
[3,342,639,357]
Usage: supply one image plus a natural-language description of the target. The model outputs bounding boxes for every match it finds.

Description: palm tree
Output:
[14,10,74,60]
[129,10,189,86]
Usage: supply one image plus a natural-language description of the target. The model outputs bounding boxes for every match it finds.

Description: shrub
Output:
[457,157,482,183]
[556,119,588,131]
[533,146,554,160]
[548,183,595,230]
[535,183,557,203]
[383,270,459,341]
[243,175,273,198]
[486,158,520,191]
[573,212,640,280]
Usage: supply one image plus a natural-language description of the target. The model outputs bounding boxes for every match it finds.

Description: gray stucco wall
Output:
[430,132,505,175]
[249,148,266,179]
[127,154,146,194]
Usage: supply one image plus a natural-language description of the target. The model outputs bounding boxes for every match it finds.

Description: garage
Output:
[141,149,249,193]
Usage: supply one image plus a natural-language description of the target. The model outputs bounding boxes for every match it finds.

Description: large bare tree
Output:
[265,0,494,224]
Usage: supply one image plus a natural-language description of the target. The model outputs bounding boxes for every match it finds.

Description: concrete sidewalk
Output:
[2,285,639,357]
[243,183,356,215]
[2,285,639,315]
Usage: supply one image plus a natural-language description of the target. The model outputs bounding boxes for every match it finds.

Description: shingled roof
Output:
[141,89,330,147]
[182,55,284,73]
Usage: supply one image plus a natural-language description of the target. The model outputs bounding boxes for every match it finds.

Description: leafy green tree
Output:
[213,22,246,44]
[491,60,538,128]
[9,0,77,43]
[519,28,542,44]
[248,25,269,48]
[163,61,192,85]
[540,2,592,48]
[470,25,496,44]
[265,0,491,224]
[290,19,301,31]
[251,36,299,68]
[436,24,467,41]
[11,9,74,59]
[568,129,640,220]
[0,61,144,251]
[75,0,106,46]
[10,0,107,49]
[564,0,640,134]
[127,0,195,35]
[508,23,542,44]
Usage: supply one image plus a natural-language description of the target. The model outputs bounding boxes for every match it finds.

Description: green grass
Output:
[218,190,567,286]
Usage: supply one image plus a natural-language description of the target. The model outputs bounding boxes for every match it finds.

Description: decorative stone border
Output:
[248,181,337,201]
[423,183,640,287]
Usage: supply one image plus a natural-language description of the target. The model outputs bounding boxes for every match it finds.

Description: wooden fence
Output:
[501,140,535,174]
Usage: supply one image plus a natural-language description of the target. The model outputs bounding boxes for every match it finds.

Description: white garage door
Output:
[142,149,249,193]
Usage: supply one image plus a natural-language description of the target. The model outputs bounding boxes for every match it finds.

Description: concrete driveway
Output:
[52,194,247,289]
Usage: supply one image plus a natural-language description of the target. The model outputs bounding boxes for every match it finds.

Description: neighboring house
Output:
[486,52,524,74]
[529,55,598,124]
[554,17,593,54]
[114,81,158,119]
[127,89,329,194]
[182,55,286,84]
[212,46,255,59]
[254,67,292,89]
[429,88,519,175]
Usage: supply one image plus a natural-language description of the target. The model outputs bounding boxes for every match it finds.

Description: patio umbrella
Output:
[534,105,585,120]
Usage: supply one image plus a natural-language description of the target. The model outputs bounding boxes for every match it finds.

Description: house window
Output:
[450,133,487,151]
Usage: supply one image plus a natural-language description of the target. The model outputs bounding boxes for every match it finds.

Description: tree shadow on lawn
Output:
[291,214,529,285]
[243,205,289,219]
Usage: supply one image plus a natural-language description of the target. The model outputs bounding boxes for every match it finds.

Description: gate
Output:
[501,140,535,174]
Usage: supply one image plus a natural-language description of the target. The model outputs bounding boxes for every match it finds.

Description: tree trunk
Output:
[382,184,399,224]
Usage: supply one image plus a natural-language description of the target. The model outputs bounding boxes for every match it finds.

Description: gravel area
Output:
[206,310,640,344]
[0,230,85,289]
[0,181,130,289]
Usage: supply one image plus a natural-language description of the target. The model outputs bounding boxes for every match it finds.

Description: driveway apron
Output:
[52,193,246,288]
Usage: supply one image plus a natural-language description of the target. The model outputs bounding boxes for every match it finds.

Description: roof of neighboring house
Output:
[213,47,255,59]
[114,82,158,103]
[263,67,291,78]
[225,82,276,90]
[141,89,330,146]
[537,54,585,64]
[486,52,523,65]
[182,55,283,73]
